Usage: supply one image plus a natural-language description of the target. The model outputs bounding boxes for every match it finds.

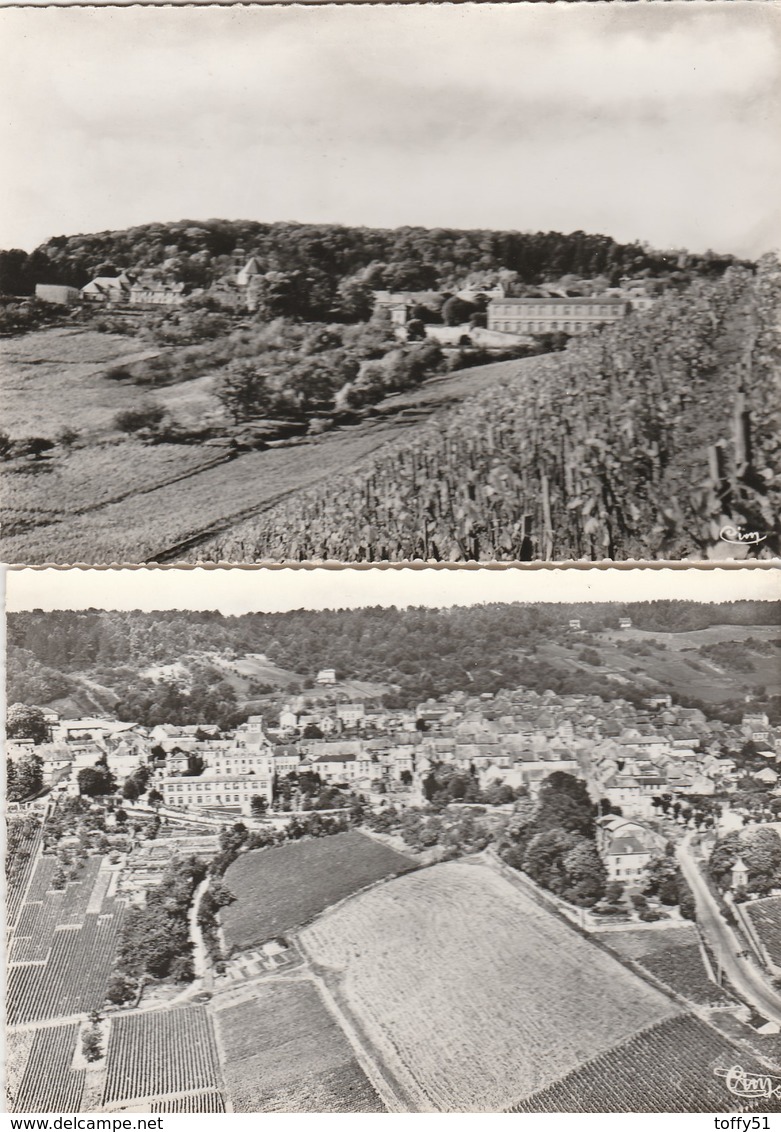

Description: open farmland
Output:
[299,859,681,1112]
[595,925,733,1006]
[213,980,384,1112]
[510,1013,775,1113]
[220,831,415,951]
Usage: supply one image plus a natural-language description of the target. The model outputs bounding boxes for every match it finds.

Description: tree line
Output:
[0,219,742,299]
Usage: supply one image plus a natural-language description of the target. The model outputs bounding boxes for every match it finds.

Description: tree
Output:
[562,840,607,906]
[214,363,274,424]
[105,972,136,1006]
[250,794,268,817]
[77,765,116,797]
[7,751,44,802]
[7,703,48,743]
[122,778,139,803]
[81,1027,103,1063]
[148,788,164,809]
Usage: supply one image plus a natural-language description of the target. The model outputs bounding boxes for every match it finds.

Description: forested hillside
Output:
[7,601,780,725]
[0,219,740,301]
[207,258,781,561]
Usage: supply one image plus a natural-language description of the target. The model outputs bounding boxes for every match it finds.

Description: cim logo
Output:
[719,525,767,547]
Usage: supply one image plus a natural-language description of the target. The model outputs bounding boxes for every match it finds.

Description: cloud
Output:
[0,2,778,255]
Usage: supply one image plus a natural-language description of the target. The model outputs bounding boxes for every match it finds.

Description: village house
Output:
[596,816,666,886]
[336,703,366,728]
[80,272,134,303]
[129,279,187,308]
[316,668,337,686]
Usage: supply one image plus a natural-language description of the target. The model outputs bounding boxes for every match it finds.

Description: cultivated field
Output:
[743,896,781,968]
[299,859,680,1111]
[220,831,415,951]
[9,1024,86,1113]
[102,1006,221,1108]
[7,856,124,1026]
[595,925,732,1006]
[511,1013,773,1113]
[213,981,384,1112]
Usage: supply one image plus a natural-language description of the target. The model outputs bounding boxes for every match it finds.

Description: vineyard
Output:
[299,860,679,1111]
[6,819,42,928]
[9,1024,85,1112]
[510,1014,775,1112]
[220,830,415,951]
[206,261,781,562]
[743,896,781,968]
[102,1006,221,1106]
[150,1092,226,1113]
[213,981,384,1112]
[596,926,733,1007]
[7,856,125,1025]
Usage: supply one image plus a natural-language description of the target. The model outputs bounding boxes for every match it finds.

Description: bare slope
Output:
[299,859,680,1112]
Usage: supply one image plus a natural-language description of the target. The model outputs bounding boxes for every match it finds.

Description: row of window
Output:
[493,304,618,316]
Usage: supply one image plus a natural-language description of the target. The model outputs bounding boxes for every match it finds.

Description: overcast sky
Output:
[0,2,778,257]
[4,566,779,615]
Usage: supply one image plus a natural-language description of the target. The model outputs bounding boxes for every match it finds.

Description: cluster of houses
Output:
[9,682,780,893]
[373,277,658,346]
[33,248,262,312]
[32,253,659,332]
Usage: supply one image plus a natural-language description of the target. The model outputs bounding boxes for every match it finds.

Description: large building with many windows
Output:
[159,769,273,812]
[487,296,629,335]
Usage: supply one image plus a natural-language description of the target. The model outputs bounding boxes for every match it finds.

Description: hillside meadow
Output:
[1,335,532,563]
[299,858,680,1112]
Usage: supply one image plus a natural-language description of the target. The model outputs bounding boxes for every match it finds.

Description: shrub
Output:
[113,402,167,434]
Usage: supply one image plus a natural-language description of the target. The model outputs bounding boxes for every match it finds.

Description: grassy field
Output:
[539,629,781,704]
[299,859,680,1112]
[0,325,536,563]
[0,326,216,437]
[220,831,415,952]
[595,925,733,1006]
[213,981,384,1112]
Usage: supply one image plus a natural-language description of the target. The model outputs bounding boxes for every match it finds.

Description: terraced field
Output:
[7,857,124,1026]
[300,859,681,1111]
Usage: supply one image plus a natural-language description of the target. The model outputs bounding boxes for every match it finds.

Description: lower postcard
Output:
[3,565,781,1117]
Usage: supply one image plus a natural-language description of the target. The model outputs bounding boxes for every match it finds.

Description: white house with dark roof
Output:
[597,816,665,885]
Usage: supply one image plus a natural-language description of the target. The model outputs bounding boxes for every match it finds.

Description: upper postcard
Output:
[0,1,778,565]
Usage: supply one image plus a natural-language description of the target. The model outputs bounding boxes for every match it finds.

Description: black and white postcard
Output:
[0,2,778,564]
[4,564,781,1113]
